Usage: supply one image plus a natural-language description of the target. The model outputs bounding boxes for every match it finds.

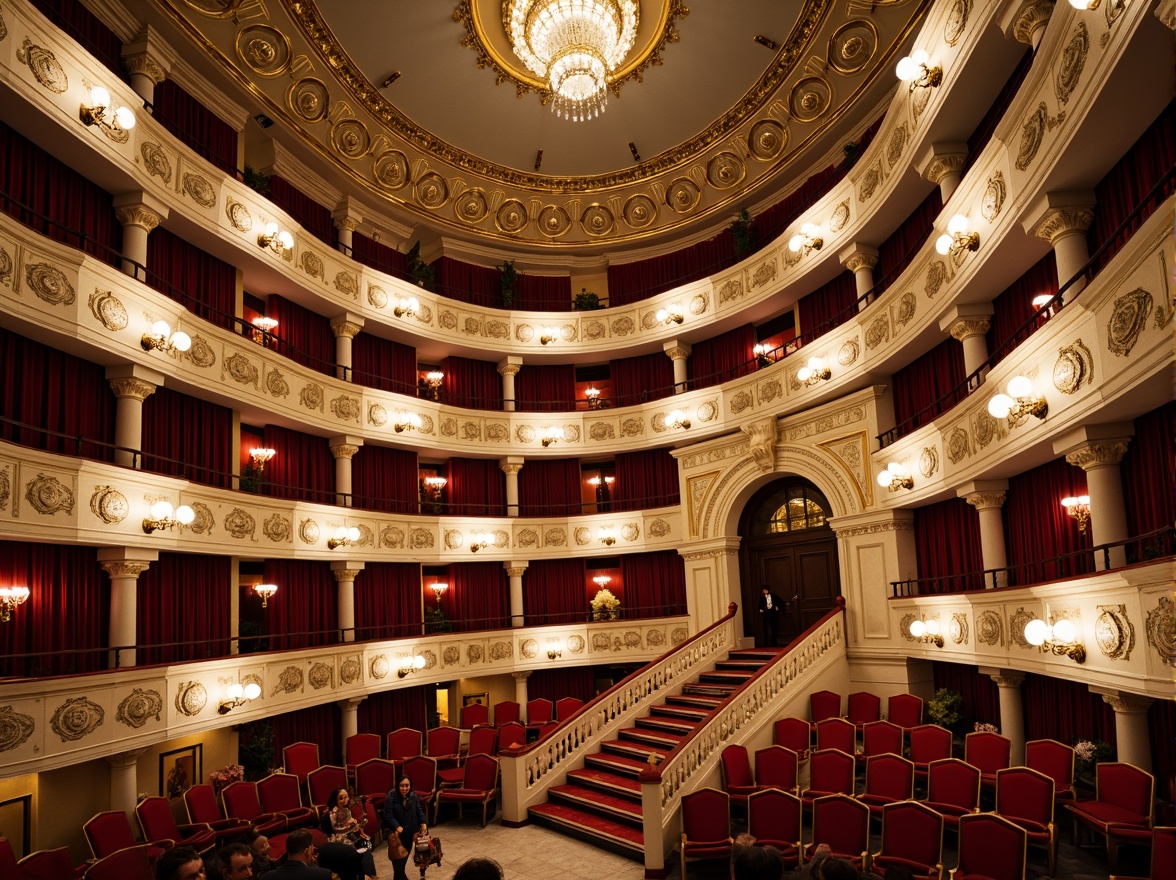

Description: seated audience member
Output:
[273,830,330,879]
[731,843,785,880]
[245,832,277,876]
[156,846,207,880]
[814,857,860,880]
[215,843,254,880]
[325,787,377,880]
[452,857,505,880]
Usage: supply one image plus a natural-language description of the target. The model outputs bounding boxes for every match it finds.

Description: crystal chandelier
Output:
[507,0,639,121]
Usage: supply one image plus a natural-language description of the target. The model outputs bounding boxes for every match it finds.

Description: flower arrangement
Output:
[973,722,999,733]
[1073,739,1114,769]
[210,763,245,794]
[591,588,620,613]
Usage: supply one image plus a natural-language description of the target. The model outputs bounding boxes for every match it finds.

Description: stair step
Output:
[667,694,725,709]
[728,648,781,661]
[586,751,658,777]
[601,739,668,763]
[567,767,642,799]
[549,784,644,824]
[699,670,753,682]
[529,802,644,857]
[619,727,683,748]
[715,659,767,671]
[650,704,710,722]
[635,716,696,734]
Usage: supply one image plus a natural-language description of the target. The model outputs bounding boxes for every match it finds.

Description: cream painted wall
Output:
[38,760,108,863]
[457,674,516,723]
[0,773,36,857]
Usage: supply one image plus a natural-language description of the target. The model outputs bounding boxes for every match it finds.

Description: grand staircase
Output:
[527,647,780,858]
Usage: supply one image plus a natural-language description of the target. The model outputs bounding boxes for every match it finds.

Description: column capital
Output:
[121,26,176,83]
[948,317,991,341]
[113,191,171,231]
[106,363,165,401]
[497,356,523,378]
[999,0,1056,47]
[1065,441,1131,470]
[98,546,158,577]
[329,435,363,459]
[336,696,366,711]
[663,341,692,360]
[983,668,1026,688]
[330,313,364,338]
[511,671,532,682]
[500,456,524,475]
[331,197,365,231]
[839,244,879,273]
[1021,191,1096,245]
[938,302,993,336]
[828,508,915,539]
[963,490,1007,511]
[106,747,149,768]
[330,564,365,582]
[1052,423,1134,466]
[1095,690,1154,715]
[915,142,969,186]
[505,566,528,577]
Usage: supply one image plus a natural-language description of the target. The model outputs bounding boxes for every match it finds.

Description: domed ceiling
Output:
[154,0,932,253]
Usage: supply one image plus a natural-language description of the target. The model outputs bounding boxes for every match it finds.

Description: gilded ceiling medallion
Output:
[373,151,411,191]
[747,120,787,160]
[827,20,878,75]
[236,24,290,76]
[454,189,490,224]
[580,204,615,236]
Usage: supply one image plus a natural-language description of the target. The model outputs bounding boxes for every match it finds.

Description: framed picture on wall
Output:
[462,692,489,707]
[159,744,202,799]
[0,793,31,857]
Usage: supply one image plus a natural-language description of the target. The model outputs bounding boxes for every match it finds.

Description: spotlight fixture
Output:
[470,531,492,553]
[541,426,565,447]
[540,326,559,345]
[429,582,448,606]
[143,501,195,534]
[0,586,30,623]
[597,527,617,547]
[895,49,942,90]
[327,526,361,549]
[592,574,612,588]
[987,375,1048,421]
[394,295,420,319]
[397,654,427,678]
[788,223,823,254]
[668,409,691,430]
[257,222,294,253]
[254,583,278,608]
[908,618,944,648]
[1025,617,1086,664]
[546,638,563,660]
[141,320,192,354]
[877,463,913,492]
[935,215,980,256]
[796,357,831,385]
[656,305,684,325]
[217,681,262,714]
[79,85,136,131]
[393,412,423,433]
[1061,495,1091,533]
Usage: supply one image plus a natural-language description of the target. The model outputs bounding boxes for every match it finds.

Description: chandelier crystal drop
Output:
[507,0,639,122]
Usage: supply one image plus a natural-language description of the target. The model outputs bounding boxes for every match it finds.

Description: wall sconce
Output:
[546,639,563,660]
[143,501,195,533]
[1025,617,1086,663]
[429,582,448,606]
[541,426,565,447]
[0,586,30,623]
[592,574,612,588]
[394,295,420,319]
[587,476,615,489]
[470,531,492,553]
[257,222,294,253]
[254,583,278,608]
[328,526,361,549]
[250,316,278,346]
[394,412,423,433]
[141,320,192,354]
[935,215,980,256]
[422,476,447,499]
[668,409,691,430]
[656,305,684,325]
[540,326,559,345]
[398,655,427,678]
[796,357,830,385]
[424,371,444,400]
[895,49,942,89]
[987,375,1047,421]
[586,387,602,409]
[249,447,276,471]
[788,223,823,254]
[79,85,136,131]
[877,463,913,492]
[217,681,261,715]
[598,527,617,547]
[908,618,944,648]
[1061,495,1091,533]
[753,344,774,368]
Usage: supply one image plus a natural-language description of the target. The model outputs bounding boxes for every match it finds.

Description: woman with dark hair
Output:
[326,787,378,880]
[382,775,427,880]
[243,830,277,876]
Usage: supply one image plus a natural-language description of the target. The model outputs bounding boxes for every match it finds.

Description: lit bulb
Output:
[947,214,969,235]
[176,505,195,525]
[788,234,805,252]
[656,309,668,322]
[113,106,136,130]
[1024,618,1049,646]
[347,527,360,542]
[263,222,278,237]
[90,86,111,109]
[797,366,812,382]
[171,331,192,352]
[150,501,174,520]
[895,55,922,82]
[407,297,420,312]
[801,223,819,238]
[935,233,954,255]
[910,620,926,638]
[413,655,426,669]
[1051,619,1077,643]
[277,231,294,249]
[151,320,171,338]
[243,682,261,700]
[334,526,349,540]
[988,394,1014,419]
[877,470,894,488]
[1007,375,1032,399]
[227,683,244,699]
[924,619,940,636]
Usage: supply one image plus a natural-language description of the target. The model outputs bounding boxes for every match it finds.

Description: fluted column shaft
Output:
[114,193,168,281]
[1025,196,1096,298]
[1066,440,1131,569]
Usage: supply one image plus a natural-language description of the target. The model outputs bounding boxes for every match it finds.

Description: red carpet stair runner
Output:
[527,648,779,859]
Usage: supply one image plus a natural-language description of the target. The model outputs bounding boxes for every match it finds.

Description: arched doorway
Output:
[738,478,841,647]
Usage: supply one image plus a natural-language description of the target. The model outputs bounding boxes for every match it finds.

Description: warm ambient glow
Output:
[254,583,278,607]
[540,325,559,345]
[597,527,616,546]
[507,0,639,121]
[592,575,612,587]
[141,320,192,354]
[80,85,136,130]
[935,214,980,256]
[394,412,423,433]
[1061,495,1091,533]
[788,222,823,254]
[909,618,943,647]
[217,680,262,714]
[143,501,195,533]
[251,316,278,334]
[656,305,684,325]
[470,531,493,552]
[394,295,420,318]
[541,426,565,446]
[327,526,361,549]
[877,462,913,491]
[668,409,691,429]
[398,654,427,678]
[429,582,448,604]
[895,49,942,89]
[249,447,276,466]
[796,357,830,385]
[258,222,294,252]
[1025,617,1086,663]
[987,375,1048,421]
[0,586,30,623]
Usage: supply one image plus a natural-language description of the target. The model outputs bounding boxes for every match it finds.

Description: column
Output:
[106,365,163,468]
[338,697,365,743]
[113,192,169,281]
[664,342,691,394]
[501,457,523,517]
[1057,427,1133,569]
[512,671,531,719]
[839,245,879,308]
[1000,0,1056,51]
[107,749,148,820]
[330,436,362,507]
[330,314,364,382]
[1096,691,1154,772]
[960,482,1009,588]
[332,562,364,643]
[945,310,993,379]
[504,562,528,628]
[331,198,363,255]
[916,143,969,203]
[120,27,174,107]
[985,669,1027,765]
[1023,193,1096,297]
[498,357,522,412]
[98,550,157,668]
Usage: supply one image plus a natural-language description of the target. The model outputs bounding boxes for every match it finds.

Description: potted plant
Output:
[926,687,963,732]
[730,208,756,258]
[425,605,452,634]
[406,241,435,291]
[498,259,517,309]
[1073,739,1115,791]
[590,588,621,621]
[574,287,601,310]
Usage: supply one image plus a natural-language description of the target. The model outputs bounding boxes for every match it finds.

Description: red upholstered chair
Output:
[815,717,857,756]
[754,746,799,795]
[950,812,1027,880]
[801,749,856,810]
[404,755,439,808]
[964,731,1011,792]
[493,700,520,726]
[555,696,583,722]
[221,781,287,834]
[344,733,381,780]
[427,725,463,770]
[0,838,19,877]
[355,757,397,811]
[525,697,553,725]
[1109,826,1176,880]
[460,702,489,729]
[83,810,173,861]
[679,788,733,880]
[810,690,842,729]
[888,693,924,729]
[135,796,216,854]
[747,789,802,868]
[441,727,497,786]
[1068,762,1155,871]
[1025,738,1076,807]
[183,785,255,843]
[807,794,870,868]
[774,716,811,758]
[17,846,86,880]
[257,772,317,829]
[870,800,945,880]
[720,745,760,811]
[83,844,155,880]
[859,754,915,819]
[387,727,424,772]
[848,691,881,731]
[861,720,904,765]
[307,765,348,812]
[910,724,953,783]
[996,766,1057,876]
[281,741,321,787]
[432,754,499,827]
[923,758,981,832]
[497,721,526,752]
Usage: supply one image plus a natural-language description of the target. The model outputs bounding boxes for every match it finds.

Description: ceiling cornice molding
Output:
[168,54,251,132]
[79,0,142,43]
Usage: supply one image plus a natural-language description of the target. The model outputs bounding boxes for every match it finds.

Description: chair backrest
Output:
[493,700,521,725]
[965,731,1012,775]
[815,717,856,755]
[754,746,798,792]
[462,754,500,791]
[774,717,810,754]
[460,703,489,729]
[681,788,731,846]
[184,784,224,823]
[862,720,904,758]
[497,721,526,751]
[1096,762,1155,819]
[996,766,1055,826]
[0,837,19,876]
[355,758,397,799]
[887,693,923,728]
[809,749,855,796]
[345,733,382,767]
[257,772,303,812]
[720,745,754,789]
[83,811,137,858]
[387,727,424,761]
[17,847,80,880]
[747,789,801,845]
[84,844,155,880]
[879,801,943,869]
[555,696,583,722]
[525,697,553,724]
[809,690,841,724]
[847,691,881,726]
[909,724,952,764]
[1149,826,1176,879]
[1024,738,1075,788]
[468,725,498,757]
[956,812,1027,880]
[811,794,869,858]
[404,755,439,797]
[427,726,462,757]
[281,742,321,783]
[136,796,180,840]
[222,781,265,821]
[864,754,915,801]
[926,758,981,811]
[307,765,348,809]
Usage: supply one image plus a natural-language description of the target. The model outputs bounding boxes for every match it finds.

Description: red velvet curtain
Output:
[0,327,115,461]
[28,0,123,77]
[141,387,233,488]
[440,356,504,410]
[262,425,335,503]
[351,333,417,394]
[607,231,736,305]
[352,232,407,276]
[436,563,509,632]
[355,562,422,642]
[152,80,238,174]
[890,338,967,435]
[965,49,1033,171]
[273,704,342,766]
[259,559,337,649]
[518,459,582,517]
[136,552,231,665]
[515,364,577,412]
[931,661,1000,729]
[874,189,944,296]
[147,227,237,329]
[1149,699,1176,800]
[913,499,985,592]
[527,667,597,703]
[357,687,428,737]
[269,177,336,248]
[620,550,687,619]
[1004,458,1093,585]
[609,352,675,407]
[266,294,336,376]
[433,256,498,307]
[613,449,680,511]
[352,445,418,513]
[796,271,858,338]
[1121,401,1176,537]
[1022,673,1116,746]
[446,458,506,516]
[523,558,587,625]
[0,541,106,676]
[689,324,756,390]
[514,274,572,311]
[986,253,1058,368]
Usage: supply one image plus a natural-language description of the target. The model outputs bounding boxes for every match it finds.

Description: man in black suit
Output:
[272,830,331,879]
[757,585,783,647]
